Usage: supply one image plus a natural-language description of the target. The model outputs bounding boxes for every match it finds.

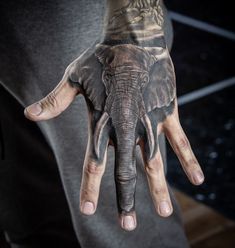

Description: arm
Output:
[25,0,204,231]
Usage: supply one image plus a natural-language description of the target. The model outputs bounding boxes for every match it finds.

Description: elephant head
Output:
[68,43,175,162]
[67,42,175,213]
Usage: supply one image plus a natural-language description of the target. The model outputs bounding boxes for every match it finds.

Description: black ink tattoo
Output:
[104,0,164,43]
[67,0,176,214]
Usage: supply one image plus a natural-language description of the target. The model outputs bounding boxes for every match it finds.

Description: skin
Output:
[24,0,205,232]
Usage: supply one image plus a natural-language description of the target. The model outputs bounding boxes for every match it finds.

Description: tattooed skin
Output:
[64,0,176,214]
[105,0,164,40]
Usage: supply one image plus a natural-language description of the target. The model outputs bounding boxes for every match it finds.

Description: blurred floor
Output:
[174,189,235,248]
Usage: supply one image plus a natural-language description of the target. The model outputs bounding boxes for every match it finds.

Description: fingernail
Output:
[193,171,204,185]
[27,103,42,116]
[82,201,95,215]
[159,201,171,216]
[123,216,135,230]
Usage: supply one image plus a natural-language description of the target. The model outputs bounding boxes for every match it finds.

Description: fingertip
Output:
[159,211,173,218]
[80,201,96,216]
[119,212,137,231]
[24,103,42,121]
[24,108,29,119]
[192,170,205,185]
[27,103,42,115]
[158,201,173,217]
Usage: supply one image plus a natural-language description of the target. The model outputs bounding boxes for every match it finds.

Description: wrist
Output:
[102,0,165,43]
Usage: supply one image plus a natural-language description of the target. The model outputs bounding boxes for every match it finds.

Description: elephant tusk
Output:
[94,112,110,158]
[141,114,155,160]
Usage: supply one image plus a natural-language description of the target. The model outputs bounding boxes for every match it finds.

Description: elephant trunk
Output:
[112,95,138,167]
[114,120,136,167]
[111,96,139,213]
[114,122,137,213]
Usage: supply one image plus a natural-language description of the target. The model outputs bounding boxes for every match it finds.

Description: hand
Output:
[24,40,205,231]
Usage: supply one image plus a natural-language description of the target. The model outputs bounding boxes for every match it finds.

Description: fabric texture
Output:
[0,0,188,247]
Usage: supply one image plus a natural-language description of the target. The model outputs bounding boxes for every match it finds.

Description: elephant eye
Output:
[102,70,113,87]
[140,73,149,87]
[106,72,113,79]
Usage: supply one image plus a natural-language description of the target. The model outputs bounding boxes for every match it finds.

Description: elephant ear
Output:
[95,44,112,65]
[68,44,107,111]
[143,47,176,113]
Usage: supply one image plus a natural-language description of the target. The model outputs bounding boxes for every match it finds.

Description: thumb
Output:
[24,79,79,121]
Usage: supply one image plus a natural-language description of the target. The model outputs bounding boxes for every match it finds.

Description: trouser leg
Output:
[0,85,81,248]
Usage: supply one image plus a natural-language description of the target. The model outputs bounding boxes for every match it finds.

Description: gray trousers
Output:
[0,1,189,247]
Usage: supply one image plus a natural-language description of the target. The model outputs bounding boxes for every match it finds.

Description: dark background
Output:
[164,0,235,220]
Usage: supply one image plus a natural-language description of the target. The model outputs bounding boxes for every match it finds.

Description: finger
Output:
[164,116,205,185]
[140,140,173,217]
[80,137,109,216]
[80,115,110,216]
[115,139,137,231]
[24,76,79,121]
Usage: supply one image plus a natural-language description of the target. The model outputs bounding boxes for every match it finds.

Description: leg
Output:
[0,86,80,248]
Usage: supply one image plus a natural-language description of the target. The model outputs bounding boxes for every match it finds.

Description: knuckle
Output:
[116,171,136,183]
[85,160,104,176]
[81,183,98,196]
[152,186,168,197]
[119,201,135,214]
[145,155,162,173]
[185,158,199,170]
[176,136,189,151]
[42,92,60,111]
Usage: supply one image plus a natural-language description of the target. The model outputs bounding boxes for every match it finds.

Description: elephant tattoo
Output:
[24,0,205,229]
[67,40,176,213]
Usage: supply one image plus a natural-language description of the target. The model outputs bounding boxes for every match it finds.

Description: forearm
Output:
[102,0,165,43]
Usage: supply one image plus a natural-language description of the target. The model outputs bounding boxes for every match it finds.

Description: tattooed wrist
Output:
[103,0,164,44]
